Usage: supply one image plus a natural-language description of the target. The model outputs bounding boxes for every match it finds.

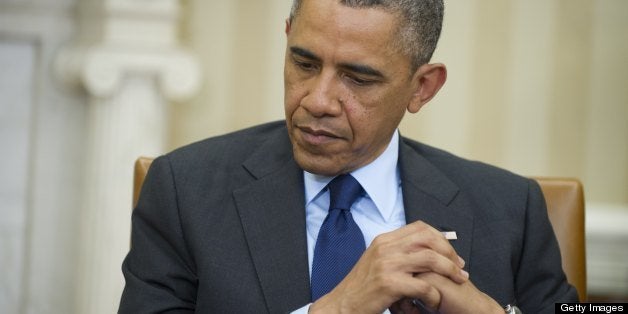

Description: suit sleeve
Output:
[119,156,197,313]
[515,179,579,313]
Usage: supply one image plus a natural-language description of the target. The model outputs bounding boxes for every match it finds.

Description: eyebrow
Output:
[289,46,385,79]
[338,62,385,79]
[290,46,321,62]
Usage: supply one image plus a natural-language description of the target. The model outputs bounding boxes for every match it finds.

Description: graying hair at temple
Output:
[289,0,444,70]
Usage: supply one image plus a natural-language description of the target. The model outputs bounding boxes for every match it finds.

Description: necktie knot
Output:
[328,174,363,211]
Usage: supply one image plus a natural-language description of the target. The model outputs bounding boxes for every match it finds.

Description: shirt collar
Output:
[303,131,401,222]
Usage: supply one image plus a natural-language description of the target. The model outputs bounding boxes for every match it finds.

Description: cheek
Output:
[374,90,411,121]
[343,99,379,139]
[345,93,406,141]
[284,80,304,116]
[344,92,390,123]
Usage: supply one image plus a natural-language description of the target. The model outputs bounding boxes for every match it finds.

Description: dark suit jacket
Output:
[119,121,578,313]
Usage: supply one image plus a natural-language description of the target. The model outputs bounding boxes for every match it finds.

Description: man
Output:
[119,0,578,313]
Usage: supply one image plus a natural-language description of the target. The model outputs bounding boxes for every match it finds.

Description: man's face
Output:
[284,0,422,176]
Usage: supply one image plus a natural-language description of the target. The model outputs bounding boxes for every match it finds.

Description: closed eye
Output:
[292,58,317,72]
[289,46,321,73]
[342,73,378,86]
[346,75,375,86]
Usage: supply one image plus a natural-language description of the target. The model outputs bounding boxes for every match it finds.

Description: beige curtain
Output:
[175,0,628,208]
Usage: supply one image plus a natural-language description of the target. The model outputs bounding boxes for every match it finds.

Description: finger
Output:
[373,220,438,246]
[366,222,447,262]
[405,249,469,284]
[367,224,466,281]
[391,221,464,268]
[402,277,441,312]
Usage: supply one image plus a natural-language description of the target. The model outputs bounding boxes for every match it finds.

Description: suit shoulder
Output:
[401,137,531,190]
[165,121,287,165]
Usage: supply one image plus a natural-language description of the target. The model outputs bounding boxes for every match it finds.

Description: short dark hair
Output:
[289,0,444,69]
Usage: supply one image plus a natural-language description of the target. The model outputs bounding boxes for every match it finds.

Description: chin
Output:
[292,148,345,176]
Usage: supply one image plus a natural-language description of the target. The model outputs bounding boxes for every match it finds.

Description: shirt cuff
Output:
[291,303,311,314]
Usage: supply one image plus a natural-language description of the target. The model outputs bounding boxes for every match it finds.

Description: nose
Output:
[301,70,343,117]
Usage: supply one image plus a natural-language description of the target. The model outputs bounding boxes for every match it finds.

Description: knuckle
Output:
[414,279,429,294]
[422,250,438,267]
[412,280,440,310]
[412,221,426,231]
[374,273,395,291]
[380,277,395,291]
[371,234,387,247]
[371,242,387,257]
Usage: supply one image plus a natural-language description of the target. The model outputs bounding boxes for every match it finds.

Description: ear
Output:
[285,18,292,35]
[407,63,447,113]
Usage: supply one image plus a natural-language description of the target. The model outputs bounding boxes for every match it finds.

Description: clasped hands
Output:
[309,221,503,314]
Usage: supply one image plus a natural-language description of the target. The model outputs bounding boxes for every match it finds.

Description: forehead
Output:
[289,0,404,64]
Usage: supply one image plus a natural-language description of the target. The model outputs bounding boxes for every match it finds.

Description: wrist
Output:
[488,302,506,314]
[479,293,506,314]
[310,288,375,314]
[309,292,352,314]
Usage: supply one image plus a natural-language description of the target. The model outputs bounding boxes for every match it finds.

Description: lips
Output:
[301,126,338,137]
[296,125,343,146]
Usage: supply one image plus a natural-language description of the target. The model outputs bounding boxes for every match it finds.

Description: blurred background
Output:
[1,0,626,313]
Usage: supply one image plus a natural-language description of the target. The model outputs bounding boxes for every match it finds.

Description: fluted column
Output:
[55,1,200,313]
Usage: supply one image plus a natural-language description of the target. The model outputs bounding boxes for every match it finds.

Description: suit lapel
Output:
[233,131,311,313]
[398,140,474,267]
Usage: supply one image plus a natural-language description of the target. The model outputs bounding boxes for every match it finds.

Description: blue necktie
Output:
[311,174,366,301]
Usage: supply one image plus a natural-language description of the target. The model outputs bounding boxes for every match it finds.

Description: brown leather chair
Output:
[532,177,587,301]
[132,157,586,301]
[133,156,154,209]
